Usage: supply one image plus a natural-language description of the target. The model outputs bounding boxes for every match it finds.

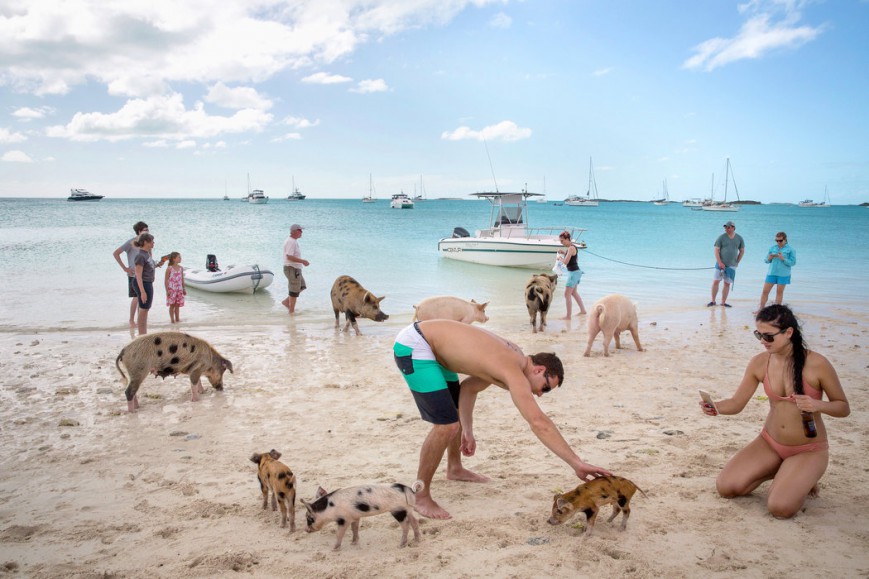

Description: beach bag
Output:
[552,256,567,276]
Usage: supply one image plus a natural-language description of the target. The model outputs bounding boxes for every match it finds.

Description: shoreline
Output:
[1,305,867,577]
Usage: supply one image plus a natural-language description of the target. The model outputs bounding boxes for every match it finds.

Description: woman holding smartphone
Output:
[699,304,849,518]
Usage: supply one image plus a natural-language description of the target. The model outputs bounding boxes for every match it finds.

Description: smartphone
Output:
[699,390,718,415]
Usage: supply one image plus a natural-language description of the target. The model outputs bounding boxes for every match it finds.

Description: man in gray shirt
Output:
[708,220,745,307]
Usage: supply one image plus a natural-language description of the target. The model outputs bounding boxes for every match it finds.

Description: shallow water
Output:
[0,197,866,332]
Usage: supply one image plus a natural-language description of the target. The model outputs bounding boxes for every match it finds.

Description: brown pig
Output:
[249,449,297,531]
[584,294,644,357]
[413,296,489,325]
[115,331,233,412]
[330,275,389,335]
[548,475,646,535]
[525,273,557,333]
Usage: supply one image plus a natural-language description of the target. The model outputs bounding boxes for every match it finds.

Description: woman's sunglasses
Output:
[775,238,785,242]
[753,329,786,342]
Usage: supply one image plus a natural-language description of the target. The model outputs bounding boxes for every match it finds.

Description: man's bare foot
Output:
[559,316,572,321]
[414,496,452,519]
[281,298,291,312]
[447,467,491,483]
[578,311,587,315]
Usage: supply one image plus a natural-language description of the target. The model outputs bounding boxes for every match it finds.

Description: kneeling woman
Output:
[699,304,849,518]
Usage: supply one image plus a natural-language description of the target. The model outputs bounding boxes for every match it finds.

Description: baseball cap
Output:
[290,224,303,232]
[723,221,735,227]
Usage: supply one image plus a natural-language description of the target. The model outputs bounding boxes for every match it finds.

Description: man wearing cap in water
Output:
[282,223,309,314]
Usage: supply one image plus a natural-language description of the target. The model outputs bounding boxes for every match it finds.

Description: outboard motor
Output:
[452,227,470,238]
[206,254,219,272]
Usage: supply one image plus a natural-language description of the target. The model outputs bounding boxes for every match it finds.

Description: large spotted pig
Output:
[413,296,489,325]
[115,332,233,412]
[302,480,424,550]
[330,275,389,336]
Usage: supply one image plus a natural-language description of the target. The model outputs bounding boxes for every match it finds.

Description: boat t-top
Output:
[68,188,104,201]
[438,189,586,268]
[287,177,306,200]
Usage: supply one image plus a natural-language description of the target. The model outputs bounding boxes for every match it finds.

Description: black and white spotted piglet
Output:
[301,480,424,550]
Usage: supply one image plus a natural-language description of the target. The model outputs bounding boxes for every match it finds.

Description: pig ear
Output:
[480,301,489,309]
[316,486,328,498]
[301,499,312,511]
[556,498,571,510]
[223,358,234,374]
[269,449,281,460]
[376,295,386,302]
[249,453,262,464]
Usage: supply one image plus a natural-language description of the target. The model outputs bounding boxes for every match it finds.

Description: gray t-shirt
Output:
[714,233,745,267]
[120,237,140,277]
[134,251,156,282]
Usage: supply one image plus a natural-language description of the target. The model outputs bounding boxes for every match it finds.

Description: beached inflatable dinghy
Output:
[184,254,274,294]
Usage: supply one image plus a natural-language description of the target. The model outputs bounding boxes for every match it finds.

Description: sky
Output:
[1,0,868,203]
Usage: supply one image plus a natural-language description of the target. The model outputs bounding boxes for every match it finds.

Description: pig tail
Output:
[755,305,808,395]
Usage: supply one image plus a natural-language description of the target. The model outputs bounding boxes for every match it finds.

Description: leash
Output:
[581,248,716,271]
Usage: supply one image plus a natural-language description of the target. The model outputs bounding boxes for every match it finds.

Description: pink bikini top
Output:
[763,356,822,401]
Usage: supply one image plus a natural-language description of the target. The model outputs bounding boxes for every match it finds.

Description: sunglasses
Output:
[542,373,556,394]
[775,238,785,242]
[753,329,786,343]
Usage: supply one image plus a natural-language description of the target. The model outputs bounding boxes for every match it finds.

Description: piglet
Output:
[302,480,424,550]
[584,294,644,357]
[249,450,296,531]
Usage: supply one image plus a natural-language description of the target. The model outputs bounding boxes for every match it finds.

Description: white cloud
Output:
[593,67,613,77]
[44,93,273,143]
[683,1,823,71]
[441,120,532,142]
[284,116,320,129]
[302,72,353,84]
[2,150,34,162]
[205,82,273,110]
[0,127,27,143]
[273,133,303,141]
[489,12,512,29]
[176,140,196,149]
[12,106,54,121]
[351,79,388,93]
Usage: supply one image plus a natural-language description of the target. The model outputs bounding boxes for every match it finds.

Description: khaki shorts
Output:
[284,265,306,297]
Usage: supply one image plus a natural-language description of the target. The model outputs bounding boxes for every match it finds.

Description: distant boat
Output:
[701,158,740,212]
[536,176,548,203]
[799,186,831,208]
[565,157,599,207]
[652,179,669,205]
[391,191,414,209]
[287,176,306,200]
[413,175,427,202]
[363,173,377,203]
[246,173,268,204]
[223,180,229,200]
[682,198,703,208]
[68,188,104,201]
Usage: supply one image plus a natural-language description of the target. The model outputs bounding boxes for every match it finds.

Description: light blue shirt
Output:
[764,243,796,277]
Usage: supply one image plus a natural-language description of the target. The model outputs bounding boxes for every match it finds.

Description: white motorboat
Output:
[438,189,586,268]
[184,257,273,294]
[287,177,306,200]
[248,189,269,204]
[702,158,740,212]
[391,192,414,209]
[682,198,703,208]
[564,157,600,207]
[799,186,831,208]
[68,188,104,201]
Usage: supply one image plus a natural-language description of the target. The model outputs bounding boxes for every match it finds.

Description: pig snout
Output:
[375,312,388,322]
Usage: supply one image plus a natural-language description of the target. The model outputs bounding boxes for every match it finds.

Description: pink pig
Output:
[584,294,644,357]
[413,296,489,325]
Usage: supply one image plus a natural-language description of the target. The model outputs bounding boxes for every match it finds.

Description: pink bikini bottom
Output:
[761,428,829,460]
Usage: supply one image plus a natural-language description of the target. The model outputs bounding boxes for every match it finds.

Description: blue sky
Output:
[1,0,867,203]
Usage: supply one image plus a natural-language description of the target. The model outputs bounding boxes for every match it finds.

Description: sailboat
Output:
[413,175,427,202]
[565,157,600,206]
[362,174,376,203]
[701,158,739,212]
[287,176,306,200]
[536,176,548,203]
[799,186,831,208]
[652,179,669,205]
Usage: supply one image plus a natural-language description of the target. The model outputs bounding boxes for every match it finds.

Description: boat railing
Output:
[476,225,585,240]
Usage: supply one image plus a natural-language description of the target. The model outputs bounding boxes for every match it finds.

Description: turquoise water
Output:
[0,198,866,332]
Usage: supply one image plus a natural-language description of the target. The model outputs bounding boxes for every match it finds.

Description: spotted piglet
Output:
[249,450,297,531]
[301,480,424,550]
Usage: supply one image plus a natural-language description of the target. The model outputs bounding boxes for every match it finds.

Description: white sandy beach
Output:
[0,306,867,578]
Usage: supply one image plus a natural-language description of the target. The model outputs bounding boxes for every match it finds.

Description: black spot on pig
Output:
[355,502,371,512]
[392,509,407,522]
[336,517,345,526]
[170,357,180,365]
[157,350,163,357]
[169,344,178,354]
[154,337,162,345]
